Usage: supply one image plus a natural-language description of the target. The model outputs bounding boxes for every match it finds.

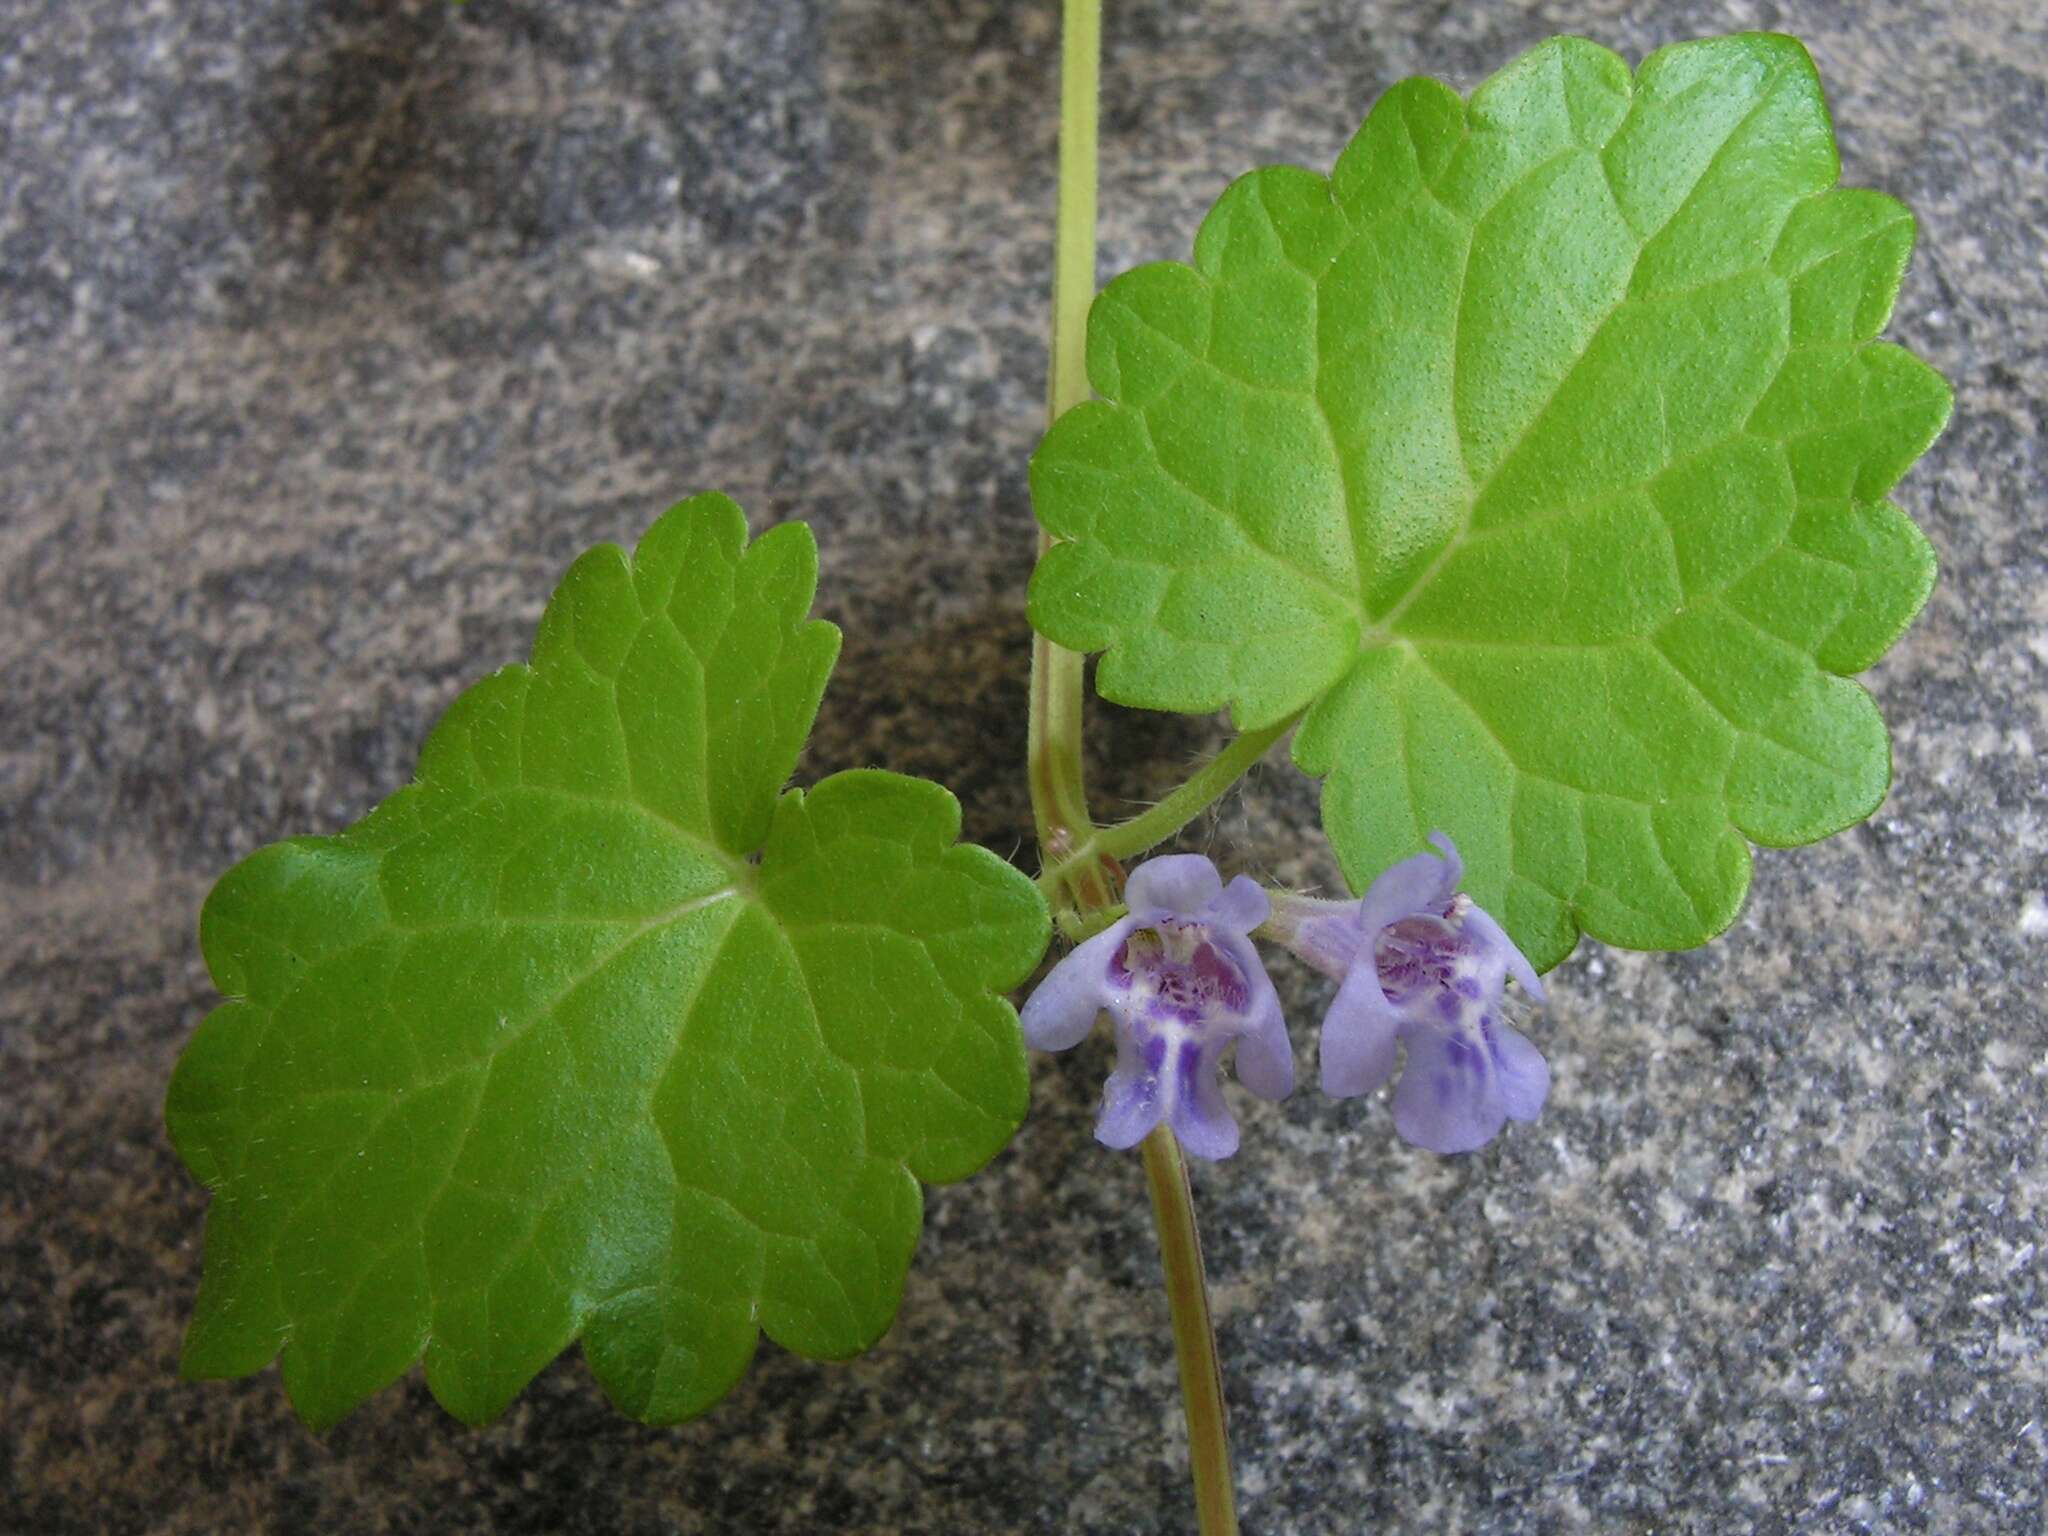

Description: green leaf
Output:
[1029,33,1949,969]
[168,493,1049,1429]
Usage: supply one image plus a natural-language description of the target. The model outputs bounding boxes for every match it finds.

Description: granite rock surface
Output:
[3,1,2044,1531]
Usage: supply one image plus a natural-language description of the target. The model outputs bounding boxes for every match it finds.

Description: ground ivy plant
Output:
[168,19,1946,1529]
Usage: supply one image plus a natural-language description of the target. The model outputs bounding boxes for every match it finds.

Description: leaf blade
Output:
[1029,33,1948,968]
[169,494,1048,1428]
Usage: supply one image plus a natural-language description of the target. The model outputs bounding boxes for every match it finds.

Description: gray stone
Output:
[3,1,2042,1531]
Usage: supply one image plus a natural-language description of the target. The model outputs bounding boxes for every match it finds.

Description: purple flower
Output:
[1021,855,1293,1160]
[1267,834,1548,1155]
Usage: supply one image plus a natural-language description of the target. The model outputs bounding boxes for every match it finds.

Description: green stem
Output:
[1046,0,1099,425]
[1027,0,1104,900]
[1030,8,1239,1531]
[1037,710,1301,901]
[1141,1126,1241,1536]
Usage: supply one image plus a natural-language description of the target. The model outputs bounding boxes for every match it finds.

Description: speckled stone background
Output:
[3,0,2043,1531]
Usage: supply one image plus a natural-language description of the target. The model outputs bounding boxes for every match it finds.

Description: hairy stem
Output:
[1141,1125,1241,1536]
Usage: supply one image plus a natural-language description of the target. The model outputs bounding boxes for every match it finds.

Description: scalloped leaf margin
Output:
[1028,33,1949,968]
[169,494,1050,1428]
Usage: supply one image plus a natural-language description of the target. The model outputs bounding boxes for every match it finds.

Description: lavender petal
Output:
[1019,916,1135,1052]
[1096,1022,1167,1149]
[1168,1043,1240,1161]
[1352,840,1461,941]
[1199,873,1271,936]
[1461,902,1546,1004]
[1489,1016,1550,1122]
[1318,961,1401,1097]
[1123,853,1224,918]
[1390,1027,1509,1154]
[1231,952,1295,1101]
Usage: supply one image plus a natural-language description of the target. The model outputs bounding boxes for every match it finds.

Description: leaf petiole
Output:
[1035,710,1301,909]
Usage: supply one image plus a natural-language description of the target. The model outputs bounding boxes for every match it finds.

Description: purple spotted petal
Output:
[1105,1036,1171,1155]
[1123,853,1225,918]
[1318,960,1401,1097]
[1168,1041,1240,1161]
[1019,916,1138,1052]
[1390,1027,1509,1154]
